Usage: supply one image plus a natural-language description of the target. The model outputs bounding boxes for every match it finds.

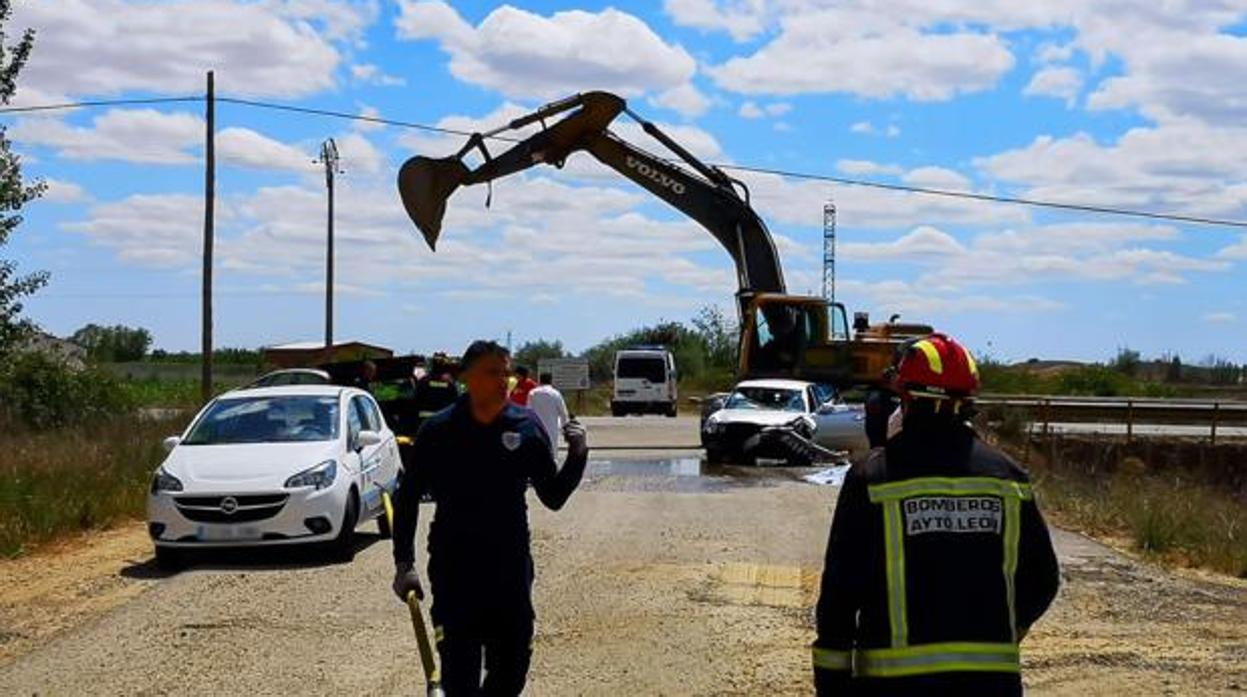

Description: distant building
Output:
[20,331,87,368]
[263,340,393,369]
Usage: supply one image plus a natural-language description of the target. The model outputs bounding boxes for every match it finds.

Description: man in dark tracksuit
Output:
[391,340,589,696]
[813,334,1059,696]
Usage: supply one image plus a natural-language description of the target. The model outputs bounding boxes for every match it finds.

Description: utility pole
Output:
[318,138,340,348]
[201,71,215,403]
[822,200,837,304]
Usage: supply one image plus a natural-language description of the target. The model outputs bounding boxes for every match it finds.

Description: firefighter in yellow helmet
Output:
[812,333,1059,696]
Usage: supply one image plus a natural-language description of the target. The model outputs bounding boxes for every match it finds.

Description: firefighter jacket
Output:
[812,420,1060,696]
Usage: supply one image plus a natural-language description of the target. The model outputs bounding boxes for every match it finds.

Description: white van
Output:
[611,348,678,417]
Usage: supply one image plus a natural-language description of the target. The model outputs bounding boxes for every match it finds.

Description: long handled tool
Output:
[382,490,444,697]
[407,591,444,697]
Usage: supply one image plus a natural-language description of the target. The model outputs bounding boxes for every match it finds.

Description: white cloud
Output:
[739,101,765,119]
[977,120,1247,217]
[11,108,319,173]
[708,8,1014,99]
[395,2,696,99]
[354,105,384,132]
[850,120,899,137]
[841,226,966,261]
[1023,66,1083,106]
[838,278,1065,318]
[13,0,350,98]
[65,194,213,267]
[1215,236,1247,260]
[835,159,902,177]
[218,128,314,172]
[39,178,89,204]
[1202,311,1236,324]
[349,63,406,87]
[11,110,202,165]
[902,166,972,191]
[651,83,713,118]
[766,102,792,117]
[663,0,770,42]
[332,133,386,175]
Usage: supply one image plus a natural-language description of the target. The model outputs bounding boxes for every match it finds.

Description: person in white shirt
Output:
[527,372,569,458]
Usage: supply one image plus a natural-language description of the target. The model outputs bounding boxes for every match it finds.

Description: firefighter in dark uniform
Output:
[390,340,589,696]
[413,354,460,425]
[812,333,1059,696]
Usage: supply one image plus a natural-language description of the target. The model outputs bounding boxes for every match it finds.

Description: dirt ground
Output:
[0,417,1244,695]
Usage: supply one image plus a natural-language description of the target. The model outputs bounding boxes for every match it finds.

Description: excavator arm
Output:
[397,91,784,318]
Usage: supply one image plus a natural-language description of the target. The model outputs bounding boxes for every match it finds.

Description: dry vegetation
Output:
[0,416,185,557]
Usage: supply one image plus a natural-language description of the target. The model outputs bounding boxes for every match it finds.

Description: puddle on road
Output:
[585,457,828,493]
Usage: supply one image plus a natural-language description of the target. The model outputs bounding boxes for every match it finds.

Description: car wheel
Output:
[331,492,359,563]
[154,546,185,572]
[704,446,725,464]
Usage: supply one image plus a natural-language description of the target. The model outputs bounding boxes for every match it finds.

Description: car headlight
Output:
[284,459,337,490]
[151,466,183,494]
[703,419,723,434]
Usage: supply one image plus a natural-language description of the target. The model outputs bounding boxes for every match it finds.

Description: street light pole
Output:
[319,138,340,349]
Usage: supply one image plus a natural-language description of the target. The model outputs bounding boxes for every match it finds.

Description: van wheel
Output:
[611,404,626,417]
[665,404,678,418]
[331,493,359,562]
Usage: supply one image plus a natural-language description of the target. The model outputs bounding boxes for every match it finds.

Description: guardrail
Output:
[977,395,1247,444]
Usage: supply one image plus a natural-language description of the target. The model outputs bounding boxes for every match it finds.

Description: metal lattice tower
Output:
[822,201,837,303]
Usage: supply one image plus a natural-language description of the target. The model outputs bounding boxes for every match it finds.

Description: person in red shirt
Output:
[509,365,538,406]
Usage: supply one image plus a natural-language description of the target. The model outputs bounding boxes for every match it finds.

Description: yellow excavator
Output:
[397,91,928,388]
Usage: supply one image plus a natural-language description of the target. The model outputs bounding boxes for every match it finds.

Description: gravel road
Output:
[1,417,1243,695]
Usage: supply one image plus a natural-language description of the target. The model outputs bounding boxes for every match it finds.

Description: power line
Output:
[5,94,1247,231]
[0,96,203,115]
[219,97,1247,231]
[216,96,522,142]
[718,163,1247,231]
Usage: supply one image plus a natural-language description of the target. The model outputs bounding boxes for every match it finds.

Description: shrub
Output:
[0,351,134,429]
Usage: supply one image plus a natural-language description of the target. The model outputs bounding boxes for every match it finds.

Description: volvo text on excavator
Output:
[396,91,928,388]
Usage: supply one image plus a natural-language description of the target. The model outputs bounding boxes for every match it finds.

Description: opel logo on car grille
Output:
[219,496,239,515]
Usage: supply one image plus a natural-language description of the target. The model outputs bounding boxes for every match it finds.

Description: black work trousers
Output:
[430,567,535,697]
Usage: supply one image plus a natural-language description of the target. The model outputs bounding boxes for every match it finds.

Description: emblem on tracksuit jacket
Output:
[502,431,522,451]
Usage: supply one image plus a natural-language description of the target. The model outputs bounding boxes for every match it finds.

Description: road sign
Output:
[539,357,591,391]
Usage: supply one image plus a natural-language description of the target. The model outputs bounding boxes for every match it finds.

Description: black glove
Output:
[562,418,588,459]
[392,562,424,602]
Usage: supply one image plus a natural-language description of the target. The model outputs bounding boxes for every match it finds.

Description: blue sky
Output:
[4,0,1246,363]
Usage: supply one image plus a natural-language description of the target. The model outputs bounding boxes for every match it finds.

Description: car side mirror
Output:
[162,436,181,452]
[355,430,382,450]
[816,402,838,415]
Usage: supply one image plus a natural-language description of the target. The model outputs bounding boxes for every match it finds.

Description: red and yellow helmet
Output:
[891,333,980,402]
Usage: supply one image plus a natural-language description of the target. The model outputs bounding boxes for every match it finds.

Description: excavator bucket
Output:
[397,155,470,250]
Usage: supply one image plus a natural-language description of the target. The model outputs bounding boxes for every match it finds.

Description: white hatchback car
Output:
[147,385,401,569]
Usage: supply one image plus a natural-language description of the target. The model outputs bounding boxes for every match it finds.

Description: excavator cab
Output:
[740,295,854,384]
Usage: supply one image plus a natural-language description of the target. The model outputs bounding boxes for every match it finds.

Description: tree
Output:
[1164,353,1183,383]
[1110,346,1141,377]
[0,4,45,359]
[71,323,153,362]
[690,304,738,370]
[513,339,568,373]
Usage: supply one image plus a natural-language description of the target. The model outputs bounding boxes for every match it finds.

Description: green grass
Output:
[979,361,1184,398]
[0,416,186,557]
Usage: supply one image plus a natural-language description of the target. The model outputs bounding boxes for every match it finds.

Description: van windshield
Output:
[617,357,667,383]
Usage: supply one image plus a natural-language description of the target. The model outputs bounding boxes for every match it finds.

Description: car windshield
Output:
[724,387,806,413]
[617,356,667,382]
[182,396,340,445]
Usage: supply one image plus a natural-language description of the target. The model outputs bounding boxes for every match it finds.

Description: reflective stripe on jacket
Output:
[812,421,1059,696]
